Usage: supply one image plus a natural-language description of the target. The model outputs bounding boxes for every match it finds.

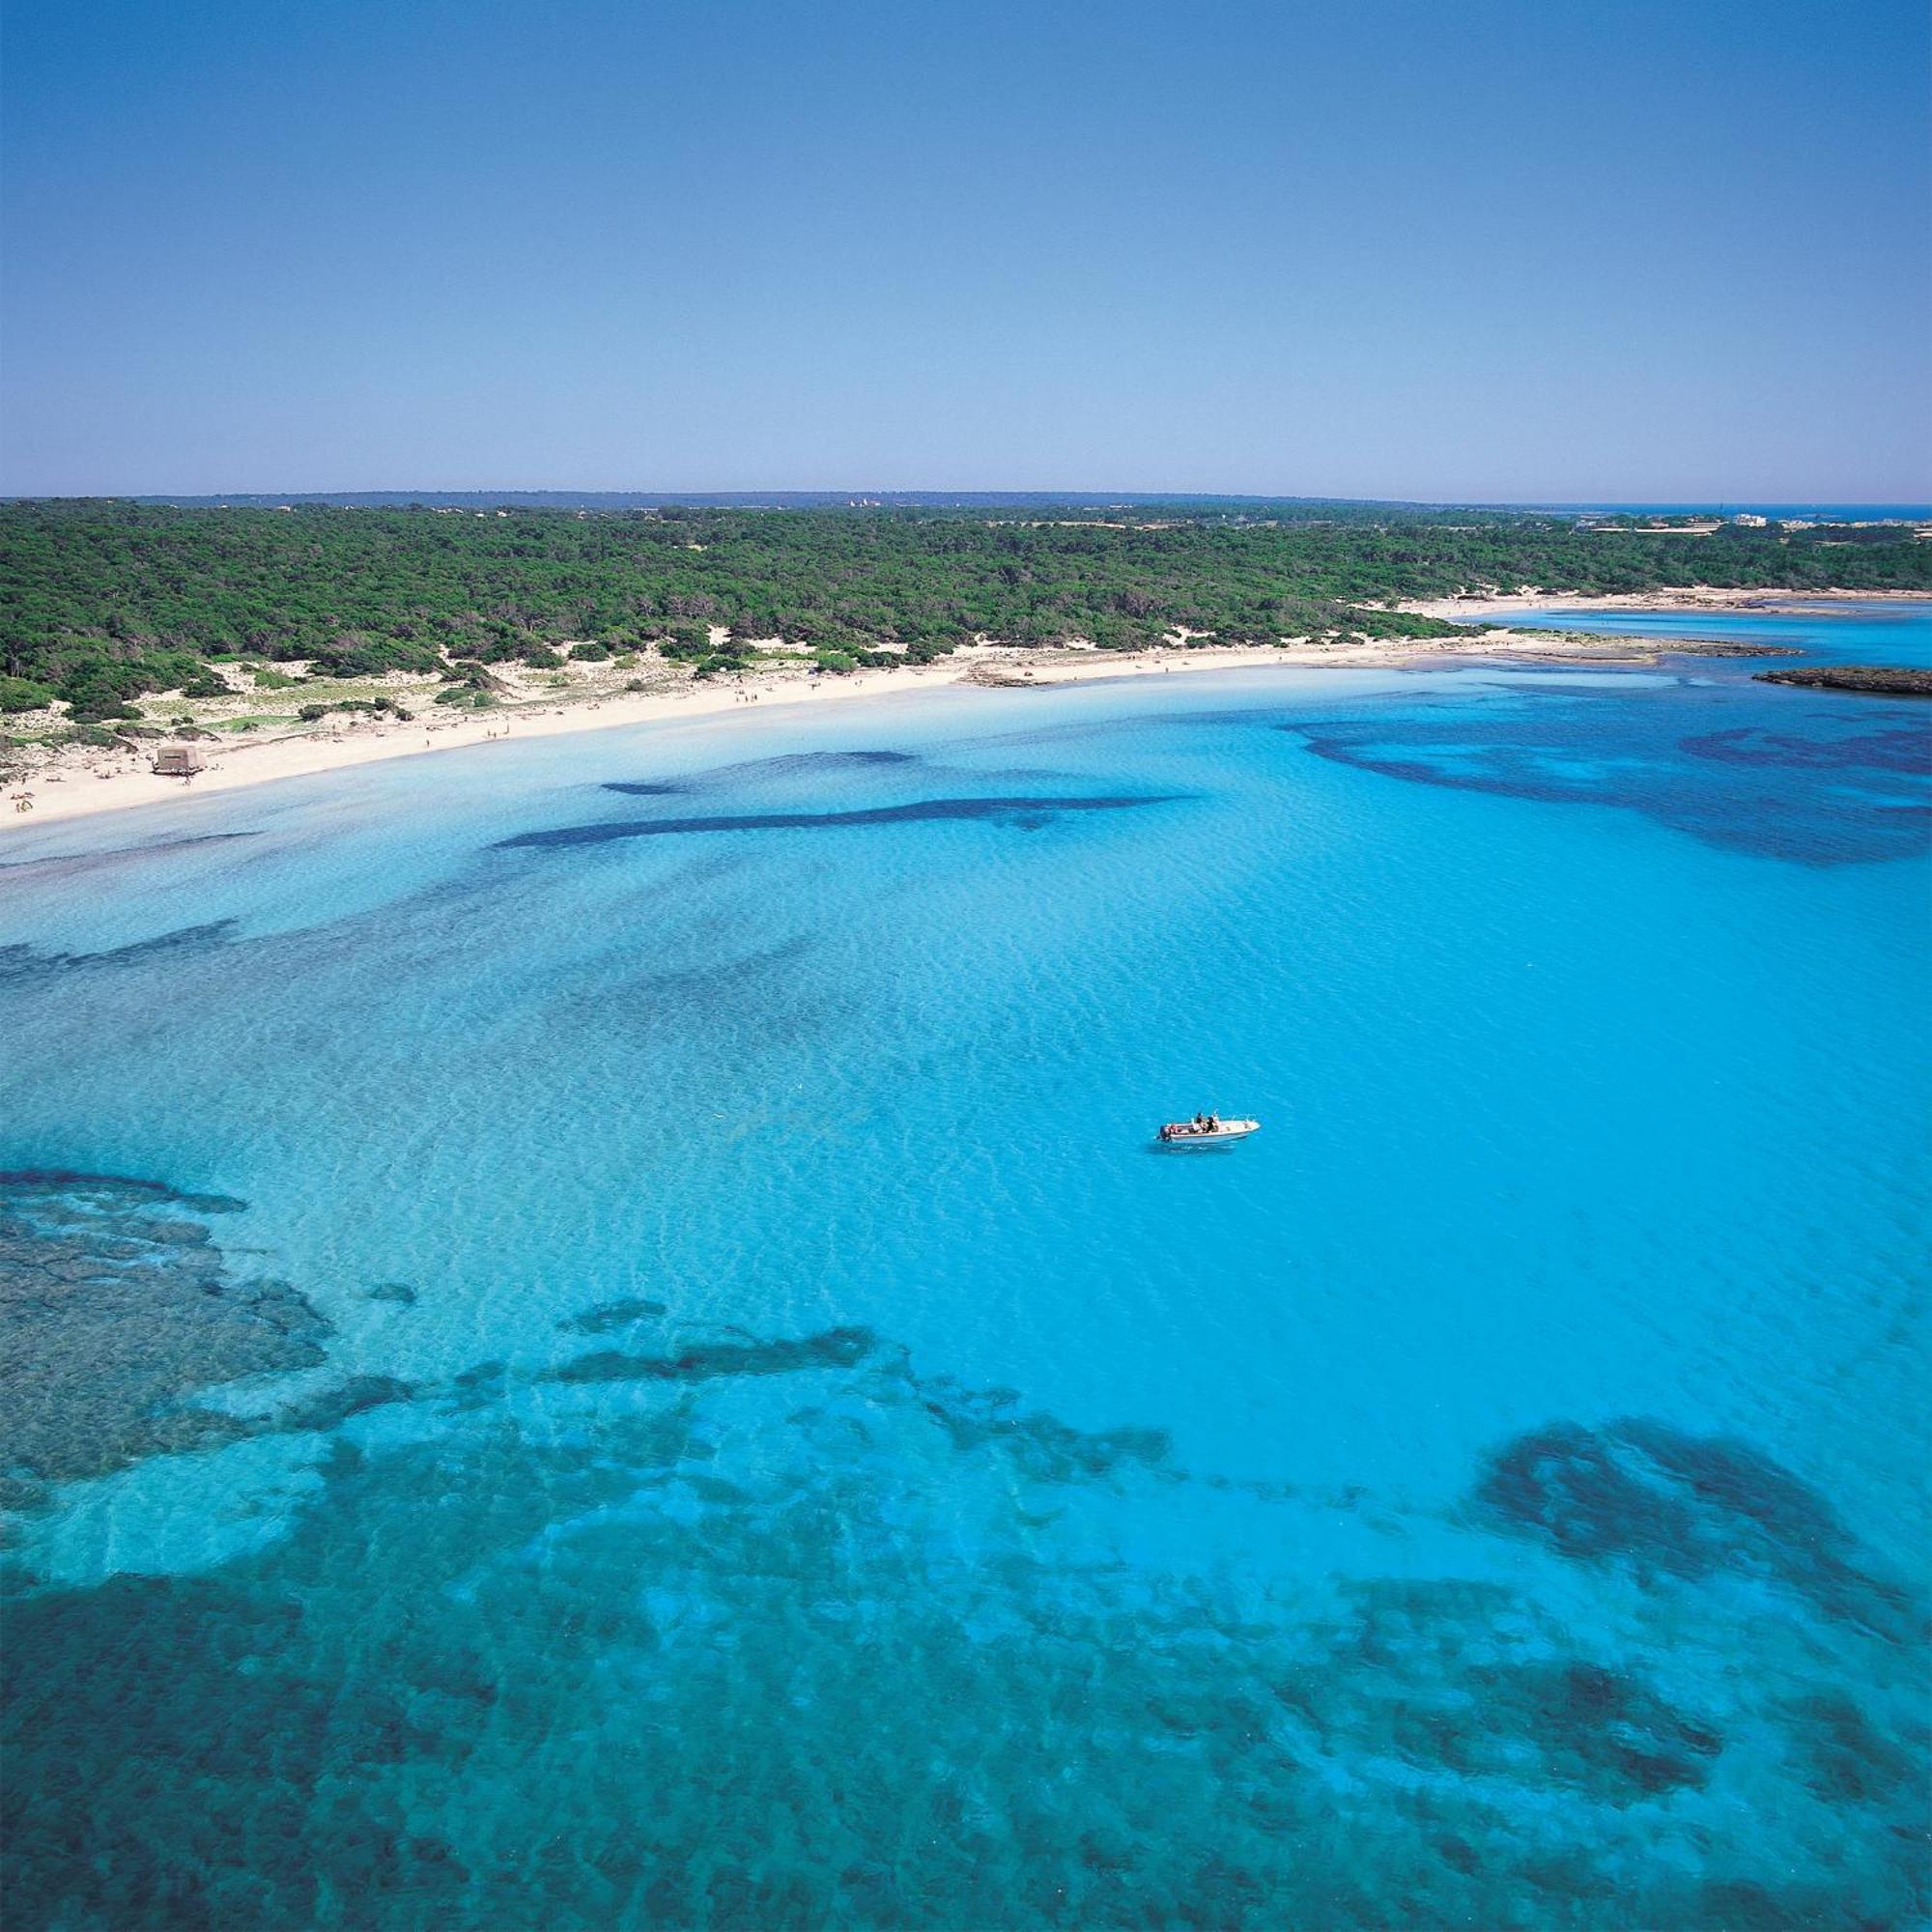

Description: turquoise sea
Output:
[3,605,1928,1928]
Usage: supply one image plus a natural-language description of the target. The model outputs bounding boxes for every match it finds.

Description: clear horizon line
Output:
[12,487,1932,512]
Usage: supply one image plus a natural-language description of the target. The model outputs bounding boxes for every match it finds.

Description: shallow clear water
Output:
[1488,595,1932,668]
[3,618,1928,1928]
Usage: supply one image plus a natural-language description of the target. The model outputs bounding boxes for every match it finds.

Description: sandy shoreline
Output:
[0,648,1278,830]
[9,592,1926,832]
[1405,586,1932,622]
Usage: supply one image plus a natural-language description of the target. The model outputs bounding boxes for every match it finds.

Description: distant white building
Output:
[1731,512,1770,526]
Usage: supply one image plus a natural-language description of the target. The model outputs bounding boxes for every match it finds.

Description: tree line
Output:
[2,500,1926,720]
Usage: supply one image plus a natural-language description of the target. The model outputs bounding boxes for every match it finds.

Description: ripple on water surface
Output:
[1,651,1927,1927]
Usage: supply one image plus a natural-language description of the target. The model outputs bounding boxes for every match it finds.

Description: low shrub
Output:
[298,696,411,723]
[655,624,712,661]
[306,637,444,678]
[0,675,57,713]
[67,694,143,724]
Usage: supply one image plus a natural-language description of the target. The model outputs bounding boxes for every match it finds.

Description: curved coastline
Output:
[14,598,1912,834]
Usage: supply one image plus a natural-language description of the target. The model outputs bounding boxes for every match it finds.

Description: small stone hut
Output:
[152,743,207,777]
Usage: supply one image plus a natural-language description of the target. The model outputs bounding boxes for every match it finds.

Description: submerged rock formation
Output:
[1669,641,1804,657]
[0,1172,332,1506]
[1756,665,1932,696]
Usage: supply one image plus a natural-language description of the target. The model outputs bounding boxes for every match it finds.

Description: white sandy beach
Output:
[1404,586,1932,622]
[1,647,1278,829]
[11,644,1378,828]
[9,594,1925,832]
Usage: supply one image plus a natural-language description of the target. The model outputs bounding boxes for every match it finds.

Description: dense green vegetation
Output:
[2,500,1926,719]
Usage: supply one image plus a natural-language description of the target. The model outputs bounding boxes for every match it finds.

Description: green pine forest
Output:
[2,499,1926,722]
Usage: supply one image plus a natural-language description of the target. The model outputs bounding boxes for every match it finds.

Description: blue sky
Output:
[3,0,1927,499]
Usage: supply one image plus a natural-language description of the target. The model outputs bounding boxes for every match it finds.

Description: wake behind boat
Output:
[1157,1113,1260,1147]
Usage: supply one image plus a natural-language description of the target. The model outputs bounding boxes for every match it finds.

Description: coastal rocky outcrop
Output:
[1755,665,1932,696]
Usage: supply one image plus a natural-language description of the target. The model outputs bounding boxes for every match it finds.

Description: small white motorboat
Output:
[1156,1115,1260,1147]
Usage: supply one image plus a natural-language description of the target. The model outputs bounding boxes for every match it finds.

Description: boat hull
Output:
[1156,1120,1260,1147]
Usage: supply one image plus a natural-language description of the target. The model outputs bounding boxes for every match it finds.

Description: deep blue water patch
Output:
[560,1296,668,1333]
[544,1325,877,1384]
[696,747,923,778]
[0,921,240,985]
[0,830,261,885]
[1680,724,1931,776]
[495,793,1182,850]
[1277,679,1932,864]
[603,748,924,799]
[1475,1418,1923,1646]
[604,747,1099,803]
[0,1168,245,1215]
